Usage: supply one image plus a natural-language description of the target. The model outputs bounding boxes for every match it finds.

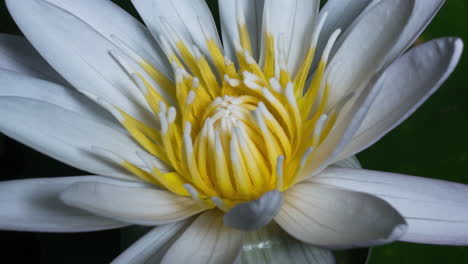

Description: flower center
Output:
[203,95,257,134]
[96,10,345,211]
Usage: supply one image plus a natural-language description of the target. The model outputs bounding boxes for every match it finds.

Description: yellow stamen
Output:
[105,14,344,209]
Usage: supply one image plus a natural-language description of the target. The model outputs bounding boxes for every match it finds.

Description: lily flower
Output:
[0,0,466,263]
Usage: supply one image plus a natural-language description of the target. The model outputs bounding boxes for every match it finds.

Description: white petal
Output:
[48,0,169,74]
[0,34,66,84]
[60,181,205,226]
[319,0,443,66]
[241,222,335,264]
[300,27,462,179]
[219,0,264,61]
[0,97,147,179]
[0,69,118,130]
[315,0,373,65]
[0,176,127,232]
[224,190,283,231]
[6,0,168,125]
[131,0,221,59]
[384,0,446,65]
[335,38,463,161]
[113,220,192,264]
[261,0,320,75]
[161,210,244,264]
[275,183,407,248]
[326,0,414,105]
[311,167,468,245]
[333,156,362,169]
[300,54,387,179]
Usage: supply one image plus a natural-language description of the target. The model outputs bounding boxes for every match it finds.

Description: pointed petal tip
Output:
[224,190,283,231]
[440,37,464,59]
[452,37,464,56]
[447,37,464,71]
[352,221,408,249]
[389,222,409,241]
[58,182,78,206]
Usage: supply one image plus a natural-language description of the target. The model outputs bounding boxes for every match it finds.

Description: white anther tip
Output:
[192,77,200,88]
[184,121,192,133]
[224,56,233,65]
[167,107,177,123]
[277,155,285,162]
[234,41,243,53]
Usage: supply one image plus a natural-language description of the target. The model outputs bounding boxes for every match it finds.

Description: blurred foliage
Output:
[0,0,467,263]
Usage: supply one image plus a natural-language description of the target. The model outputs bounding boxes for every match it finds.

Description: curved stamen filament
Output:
[96,12,345,209]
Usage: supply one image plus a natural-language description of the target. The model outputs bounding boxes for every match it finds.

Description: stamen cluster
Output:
[97,10,343,210]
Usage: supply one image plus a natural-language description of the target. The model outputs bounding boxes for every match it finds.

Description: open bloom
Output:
[0,0,466,262]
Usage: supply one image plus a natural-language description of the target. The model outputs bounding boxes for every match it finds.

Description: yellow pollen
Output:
[106,18,342,210]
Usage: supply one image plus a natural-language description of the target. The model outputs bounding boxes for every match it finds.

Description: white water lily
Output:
[0,0,466,263]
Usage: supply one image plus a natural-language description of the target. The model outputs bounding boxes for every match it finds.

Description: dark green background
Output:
[0,0,467,263]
